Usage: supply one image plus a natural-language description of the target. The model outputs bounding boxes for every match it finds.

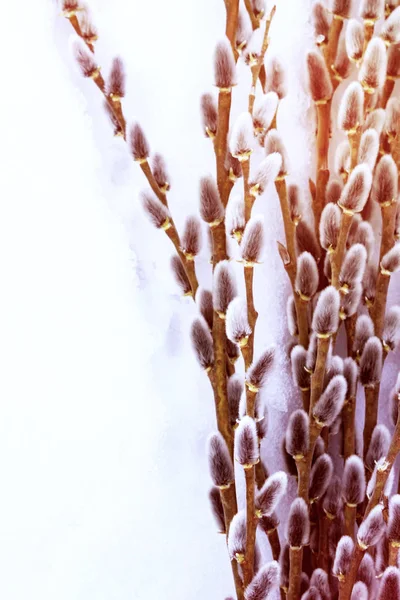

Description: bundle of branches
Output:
[61,0,400,597]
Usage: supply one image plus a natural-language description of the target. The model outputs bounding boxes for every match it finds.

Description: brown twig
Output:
[363,386,379,460]
[248,7,276,115]
[243,467,257,586]
[342,396,356,459]
[287,547,303,600]
[221,485,244,600]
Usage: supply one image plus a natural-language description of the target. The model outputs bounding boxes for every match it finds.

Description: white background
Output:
[0,0,399,598]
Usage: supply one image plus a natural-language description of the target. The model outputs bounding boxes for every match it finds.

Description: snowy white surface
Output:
[1,0,400,599]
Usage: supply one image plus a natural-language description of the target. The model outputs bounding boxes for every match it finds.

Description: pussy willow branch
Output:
[63,14,201,296]
[248,7,276,114]
[341,407,400,598]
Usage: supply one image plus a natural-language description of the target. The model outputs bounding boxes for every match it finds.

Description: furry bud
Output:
[353,314,374,358]
[339,283,362,319]
[323,476,343,518]
[366,424,391,473]
[326,179,343,205]
[253,92,279,133]
[141,190,170,228]
[191,318,214,370]
[265,57,287,100]
[256,404,268,441]
[340,244,367,291]
[199,176,224,225]
[286,410,310,459]
[338,164,373,214]
[209,487,225,532]
[171,255,191,295]
[265,129,289,176]
[228,510,247,561]
[386,98,400,139]
[226,195,245,241]
[320,203,341,252]
[255,472,288,517]
[332,0,352,18]
[367,459,395,498]
[151,154,170,190]
[388,495,400,545]
[383,306,400,351]
[357,505,385,549]
[228,376,243,428]
[259,512,279,535]
[244,27,264,65]
[378,567,400,600]
[336,37,351,81]
[286,295,298,337]
[208,433,234,488]
[352,221,374,258]
[296,220,322,263]
[373,155,398,207]
[309,454,334,502]
[214,38,236,89]
[381,7,400,45]
[213,261,237,317]
[360,0,385,20]
[343,357,358,399]
[333,536,354,580]
[200,93,218,138]
[226,153,242,182]
[130,123,150,162]
[291,346,311,391]
[106,57,126,101]
[313,375,347,427]
[310,569,330,600]
[235,416,259,467]
[249,154,282,196]
[73,40,99,78]
[312,286,340,337]
[196,288,213,330]
[236,10,251,52]
[296,252,319,300]
[244,561,280,600]
[301,588,321,600]
[363,108,386,134]
[359,38,387,93]
[181,216,201,259]
[346,19,365,62]
[358,128,379,171]
[288,184,304,225]
[313,2,331,44]
[241,216,265,265]
[357,553,375,591]
[226,297,252,346]
[359,336,383,387]
[307,51,333,103]
[230,112,255,161]
[246,347,275,392]
[382,244,400,274]
[343,455,366,506]
[390,375,400,426]
[338,82,364,133]
[335,142,351,179]
[287,498,310,548]
[351,582,368,600]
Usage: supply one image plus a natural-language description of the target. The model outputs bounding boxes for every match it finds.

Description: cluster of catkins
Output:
[66,0,400,597]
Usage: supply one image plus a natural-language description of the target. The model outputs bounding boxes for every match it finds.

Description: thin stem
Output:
[244,267,258,366]
[243,467,256,587]
[165,223,199,294]
[310,337,331,412]
[338,545,364,600]
[224,0,240,48]
[287,547,303,600]
[379,78,396,109]
[318,511,331,571]
[314,168,330,239]
[267,528,281,562]
[248,7,276,115]
[344,503,357,540]
[342,396,356,459]
[370,272,390,338]
[363,386,379,459]
[275,179,297,284]
[215,90,233,206]
[221,485,244,600]
[324,16,344,80]
[389,543,399,567]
